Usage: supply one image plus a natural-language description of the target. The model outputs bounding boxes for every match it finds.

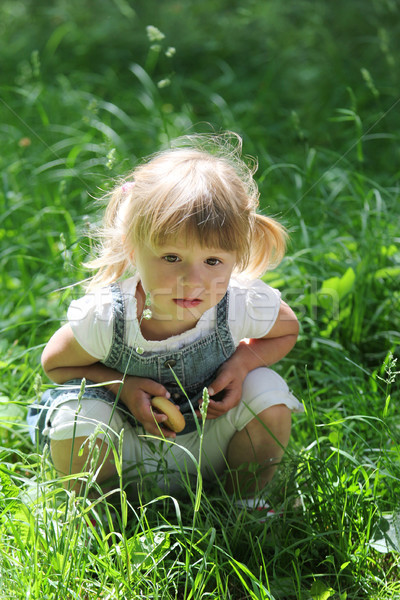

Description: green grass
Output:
[1,0,400,598]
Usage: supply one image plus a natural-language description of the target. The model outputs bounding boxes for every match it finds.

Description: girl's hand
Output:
[198,355,248,419]
[199,301,299,420]
[119,375,177,438]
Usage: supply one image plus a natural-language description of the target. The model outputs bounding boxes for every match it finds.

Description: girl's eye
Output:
[205,257,221,266]
[162,255,180,263]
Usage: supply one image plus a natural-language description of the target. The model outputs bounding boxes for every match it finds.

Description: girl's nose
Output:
[180,263,202,286]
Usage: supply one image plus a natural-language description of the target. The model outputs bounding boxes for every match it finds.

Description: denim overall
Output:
[28,282,237,440]
[102,283,236,434]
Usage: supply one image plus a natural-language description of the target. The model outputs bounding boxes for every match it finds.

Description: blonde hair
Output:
[86,133,287,289]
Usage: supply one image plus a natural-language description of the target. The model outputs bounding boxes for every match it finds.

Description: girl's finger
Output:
[141,378,171,399]
[207,373,232,396]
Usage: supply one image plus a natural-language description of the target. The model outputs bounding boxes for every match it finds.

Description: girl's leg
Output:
[177,368,302,497]
[50,435,117,494]
[225,403,292,495]
[44,397,127,494]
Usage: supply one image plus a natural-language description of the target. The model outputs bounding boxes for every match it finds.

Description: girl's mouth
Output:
[173,298,203,309]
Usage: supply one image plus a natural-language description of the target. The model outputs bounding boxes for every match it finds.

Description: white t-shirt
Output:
[67,275,281,360]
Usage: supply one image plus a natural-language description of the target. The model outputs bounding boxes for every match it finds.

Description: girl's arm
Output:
[41,324,176,437]
[42,324,118,387]
[227,300,299,371]
[203,301,299,418]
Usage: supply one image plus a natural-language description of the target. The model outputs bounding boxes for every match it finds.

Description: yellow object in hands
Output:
[151,396,186,433]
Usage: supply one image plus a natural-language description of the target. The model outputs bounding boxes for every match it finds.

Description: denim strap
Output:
[215,291,235,358]
[104,283,125,367]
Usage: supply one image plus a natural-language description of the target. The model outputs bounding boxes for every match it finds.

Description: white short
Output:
[44,368,303,494]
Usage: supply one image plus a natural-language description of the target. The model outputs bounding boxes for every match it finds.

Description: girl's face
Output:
[133,239,237,337]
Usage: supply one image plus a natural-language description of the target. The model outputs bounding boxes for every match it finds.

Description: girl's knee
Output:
[254,404,292,440]
[50,435,117,488]
[258,403,292,424]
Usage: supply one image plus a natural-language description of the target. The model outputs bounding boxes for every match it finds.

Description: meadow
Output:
[0,1,399,598]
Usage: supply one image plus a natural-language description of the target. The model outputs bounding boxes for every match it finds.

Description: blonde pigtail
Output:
[84,182,136,290]
[245,213,288,278]
[84,252,131,290]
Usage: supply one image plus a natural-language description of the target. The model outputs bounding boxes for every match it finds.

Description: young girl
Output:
[28,133,303,502]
